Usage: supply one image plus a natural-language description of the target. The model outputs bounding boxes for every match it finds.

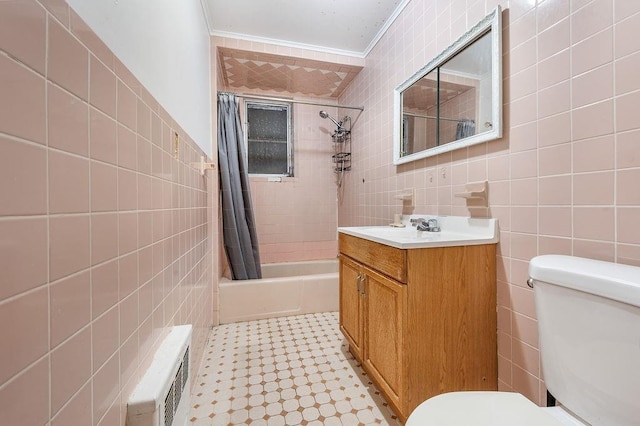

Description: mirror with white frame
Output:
[393,6,502,165]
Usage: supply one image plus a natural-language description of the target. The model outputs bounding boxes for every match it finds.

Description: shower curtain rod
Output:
[403,111,473,123]
[218,92,364,112]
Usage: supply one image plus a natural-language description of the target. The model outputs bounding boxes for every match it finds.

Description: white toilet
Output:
[406,255,640,426]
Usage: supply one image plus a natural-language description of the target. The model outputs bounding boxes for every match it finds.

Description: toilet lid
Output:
[406,392,567,426]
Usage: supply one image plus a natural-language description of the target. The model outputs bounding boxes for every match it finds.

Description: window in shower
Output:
[244,101,293,176]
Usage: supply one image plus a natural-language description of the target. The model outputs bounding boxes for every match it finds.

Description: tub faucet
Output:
[417,218,440,232]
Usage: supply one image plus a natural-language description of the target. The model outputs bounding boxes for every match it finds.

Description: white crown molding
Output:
[210,30,366,59]
[208,0,410,60]
[362,0,411,57]
[199,0,214,34]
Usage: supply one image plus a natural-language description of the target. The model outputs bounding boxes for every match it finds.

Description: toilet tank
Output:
[529,255,640,426]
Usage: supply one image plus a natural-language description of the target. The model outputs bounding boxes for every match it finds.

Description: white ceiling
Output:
[202,0,410,57]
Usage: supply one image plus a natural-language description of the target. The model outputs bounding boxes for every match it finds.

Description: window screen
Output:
[245,102,292,176]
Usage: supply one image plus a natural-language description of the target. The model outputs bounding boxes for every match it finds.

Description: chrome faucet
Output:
[416,218,440,232]
[410,218,425,227]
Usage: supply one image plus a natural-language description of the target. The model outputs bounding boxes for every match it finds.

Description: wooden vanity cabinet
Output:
[339,252,406,414]
[339,255,364,360]
[362,265,406,411]
[338,233,497,423]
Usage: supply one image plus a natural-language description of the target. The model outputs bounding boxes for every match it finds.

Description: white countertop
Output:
[338,216,499,249]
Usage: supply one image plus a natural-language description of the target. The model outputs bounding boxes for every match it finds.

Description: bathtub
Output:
[219,259,339,323]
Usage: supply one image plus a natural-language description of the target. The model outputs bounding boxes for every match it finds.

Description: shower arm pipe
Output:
[219,91,364,112]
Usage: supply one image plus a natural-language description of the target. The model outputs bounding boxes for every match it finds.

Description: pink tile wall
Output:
[338,0,640,407]
[249,104,339,263]
[213,38,345,266]
[0,2,216,425]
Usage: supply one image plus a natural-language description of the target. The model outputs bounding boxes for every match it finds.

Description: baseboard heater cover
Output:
[127,325,193,426]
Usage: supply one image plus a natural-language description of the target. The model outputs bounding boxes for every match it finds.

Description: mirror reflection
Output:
[393,7,502,164]
[401,31,492,156]
[401,69,438,155]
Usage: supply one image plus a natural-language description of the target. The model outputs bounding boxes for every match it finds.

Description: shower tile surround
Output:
[189,312,400,426]
[213,37,363,265]
[248,103,342,264]
[0,1,217,425]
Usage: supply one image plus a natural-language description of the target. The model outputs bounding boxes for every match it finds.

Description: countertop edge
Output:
[338,228,499,250]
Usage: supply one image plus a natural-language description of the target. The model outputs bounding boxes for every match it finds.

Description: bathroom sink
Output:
[338,216,499,249]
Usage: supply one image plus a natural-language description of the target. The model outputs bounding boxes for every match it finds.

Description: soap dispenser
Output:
[390,213,405,227]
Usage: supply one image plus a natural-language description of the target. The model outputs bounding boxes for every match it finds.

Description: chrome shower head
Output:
[319,110,342,128]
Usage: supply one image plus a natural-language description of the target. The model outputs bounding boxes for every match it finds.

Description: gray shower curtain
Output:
[218,93,262,280]
[455,119,476,140]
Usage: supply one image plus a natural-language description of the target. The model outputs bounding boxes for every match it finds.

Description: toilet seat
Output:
[406,392,574,426]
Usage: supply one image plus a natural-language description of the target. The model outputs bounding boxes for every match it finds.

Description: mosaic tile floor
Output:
[189,312,401,425]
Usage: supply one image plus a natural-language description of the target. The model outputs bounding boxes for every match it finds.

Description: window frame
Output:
[243,99,294,177]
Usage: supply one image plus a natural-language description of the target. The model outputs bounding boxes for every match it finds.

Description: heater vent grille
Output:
[163,347,190,426]
[182,348,189,389]
[127,325,192,426]
[164,383,175,426]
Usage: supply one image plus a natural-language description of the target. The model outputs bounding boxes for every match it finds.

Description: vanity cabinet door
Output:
[362,266,406,414]
[339,255,364,360]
